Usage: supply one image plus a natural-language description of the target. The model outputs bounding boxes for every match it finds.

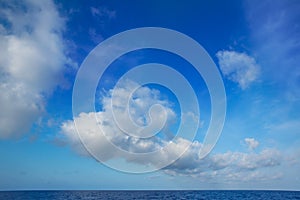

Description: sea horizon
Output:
[1,0,300,196]
[1,190,300,200]
[1,189,300,192]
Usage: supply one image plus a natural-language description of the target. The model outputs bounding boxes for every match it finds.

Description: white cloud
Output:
[61,80,176,156]
[90,7,116,19]
[60,80,282,181]
[244,137,259,150]
[216,50,260,89]
[164,148,281,182]
[0,0,76,139]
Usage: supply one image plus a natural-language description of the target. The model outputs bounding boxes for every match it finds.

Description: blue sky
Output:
[0,0,300,190]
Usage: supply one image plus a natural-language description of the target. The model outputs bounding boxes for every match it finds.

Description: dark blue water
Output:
[0,190,300,200]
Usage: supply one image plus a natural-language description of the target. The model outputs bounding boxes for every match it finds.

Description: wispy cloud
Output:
[216,50,260,90]
[90,6,116,19]
[245,0,300,101]
[87,6,115,44]
[265,120,300,135]
[244,138,259,150]
[0,0,75,139]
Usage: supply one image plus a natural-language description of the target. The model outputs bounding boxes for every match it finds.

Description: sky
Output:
[0,0,300,190]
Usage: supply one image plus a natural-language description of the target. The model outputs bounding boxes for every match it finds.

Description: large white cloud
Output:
[0,0,75,139]
[60,80,282,181]
[61,80,176,157]
[216,50,260,90]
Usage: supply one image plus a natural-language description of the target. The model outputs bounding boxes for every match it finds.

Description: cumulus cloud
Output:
[60,80,281,181]
[61,80,176,156]
[0,0,75,139]
[216,50,260,89]
[164,147,281,182]
[244,137,259,150]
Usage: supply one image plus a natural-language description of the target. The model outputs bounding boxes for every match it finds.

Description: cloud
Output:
[90,7,116,19]
[244,138,259,150]
[88,6,116,44]
[245,0,300,100]
[61,80,176,156]
[60,80,281,181]
[88,28,104,44]
[0,0,75,139]
[216,50,260,89]
[164,148,282,182]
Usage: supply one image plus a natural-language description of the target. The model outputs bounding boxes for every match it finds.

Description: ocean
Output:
[0,190,299,200]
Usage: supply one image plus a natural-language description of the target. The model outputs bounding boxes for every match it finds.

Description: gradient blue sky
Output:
[0,0,300,190]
